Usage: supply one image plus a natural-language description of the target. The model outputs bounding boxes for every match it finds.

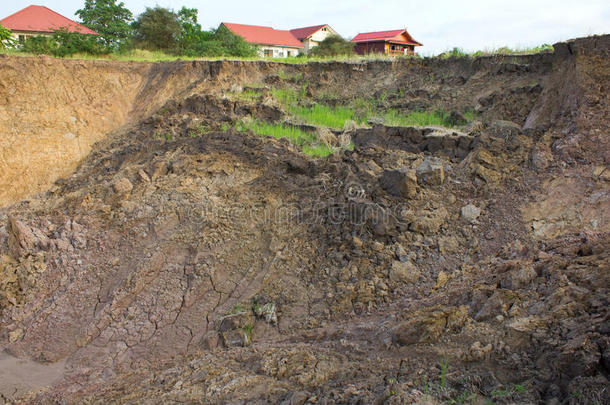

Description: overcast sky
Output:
[2,1,608,54]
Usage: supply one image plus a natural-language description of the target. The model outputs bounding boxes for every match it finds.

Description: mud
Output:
[0,35,608,404]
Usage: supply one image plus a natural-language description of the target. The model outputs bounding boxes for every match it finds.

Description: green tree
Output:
[76,0,133,49]
[310,35,355,57]
[177,7,201,51]
[0,24,15,49]
[131,6,181,51]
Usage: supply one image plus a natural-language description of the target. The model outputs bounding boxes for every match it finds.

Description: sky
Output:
[1,0,608,54]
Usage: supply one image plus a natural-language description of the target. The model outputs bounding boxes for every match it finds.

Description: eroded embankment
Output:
[0,35,608,404]
[0,49,557,207]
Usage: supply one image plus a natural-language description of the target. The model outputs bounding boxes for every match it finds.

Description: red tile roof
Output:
[352,29,422,46]
[222,22,303,48]
[0,5,98,35]
[290,24,327,40]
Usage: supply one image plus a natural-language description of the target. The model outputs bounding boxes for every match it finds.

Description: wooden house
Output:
[351,29,422,55]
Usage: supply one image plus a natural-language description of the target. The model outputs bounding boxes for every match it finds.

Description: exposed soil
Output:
[0,35,608,404]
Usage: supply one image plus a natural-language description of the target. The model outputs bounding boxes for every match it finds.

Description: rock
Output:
[138,169,151,182]
[352,236,363,248]
[392,306,469,345]
[474,290,518,321]
[500,265,537,289]
[220,329,250,347]
[8,328,23,342]
[530,147,553,171]
[389,261,420,284]
[395,244,409,262]
[282,391,310,405]
[468,341,493,361]
[460,204,481,223]
[112,177,133,195]
[438,236,459,254]
[488,120,522,140]
[409,207,448,234]
[379,169,418,199]
[434,271,449,289]
[416,158,445,186]
[7,217,48,257]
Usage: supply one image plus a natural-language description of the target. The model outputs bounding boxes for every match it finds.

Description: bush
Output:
[310,35,355,57]
[20,30,107,57]
[131,6,181,51]
[179,25,257,57]
[0,24,15,49]
[52,29,107,56]
[20,36,57,54]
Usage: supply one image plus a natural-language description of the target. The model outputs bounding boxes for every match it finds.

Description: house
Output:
[0,5,98,43]
[351,29,422,56]
[221,22,304,58]
[290,24,339,54]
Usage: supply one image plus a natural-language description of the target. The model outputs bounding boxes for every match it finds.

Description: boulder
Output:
[392,306,469,345]
[389,260,420,284]
[416,158,445,186]
[460,204,481,223]
[379,169,418,199]
[488,120,521,140]
[112,177,133,195]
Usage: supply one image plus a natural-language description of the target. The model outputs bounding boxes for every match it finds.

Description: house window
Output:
[19,35,25,43]
[322,27,327,31]
[264,49,273,57]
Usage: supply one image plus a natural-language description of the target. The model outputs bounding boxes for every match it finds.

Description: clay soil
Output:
[0,35,608,404]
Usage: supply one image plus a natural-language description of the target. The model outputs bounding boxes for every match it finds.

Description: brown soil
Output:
[0,35,608,404]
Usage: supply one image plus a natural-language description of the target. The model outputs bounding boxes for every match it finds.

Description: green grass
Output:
[272,88,468,129]
[226,88,262,102]
[289,103,363,129]
[383,109,452,127]
[235,120,334,157]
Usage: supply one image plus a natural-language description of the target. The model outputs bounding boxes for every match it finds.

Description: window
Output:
[322,27,327,31]
[264,49,273,57]
[19,35,25,43]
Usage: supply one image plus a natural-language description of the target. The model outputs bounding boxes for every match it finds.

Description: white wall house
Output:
[290,24,340,54]
[221,22,304,58]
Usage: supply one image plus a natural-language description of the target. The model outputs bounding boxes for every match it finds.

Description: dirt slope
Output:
[0,35,608,404]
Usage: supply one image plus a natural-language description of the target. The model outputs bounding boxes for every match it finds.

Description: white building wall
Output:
[257,45,302,58]
[302,26,340,54]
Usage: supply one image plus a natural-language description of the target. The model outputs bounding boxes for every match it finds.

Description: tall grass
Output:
[382,109,451,127]
[235,120,334,157]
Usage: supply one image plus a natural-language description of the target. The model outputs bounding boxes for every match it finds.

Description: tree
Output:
[76,0,133,49]
[176,7,201,50]
[0,24,16,49]
[131,7,181,51]
[310,35,355,57]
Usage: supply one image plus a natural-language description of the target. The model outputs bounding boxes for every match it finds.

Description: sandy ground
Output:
[0,352,65,401]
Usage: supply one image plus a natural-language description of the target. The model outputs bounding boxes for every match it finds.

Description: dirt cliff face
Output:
[0,35,608,404]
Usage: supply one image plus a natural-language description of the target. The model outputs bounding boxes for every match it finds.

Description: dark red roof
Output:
[222,22,303,48]
[0,5,98,35]
[352,29,422,46]
[290,24,327,40]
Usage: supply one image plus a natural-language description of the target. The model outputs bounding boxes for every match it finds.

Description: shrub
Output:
[20,30,107,57]
[310,35,355,57]
[131,6,182,51]
[0,24,15,49]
